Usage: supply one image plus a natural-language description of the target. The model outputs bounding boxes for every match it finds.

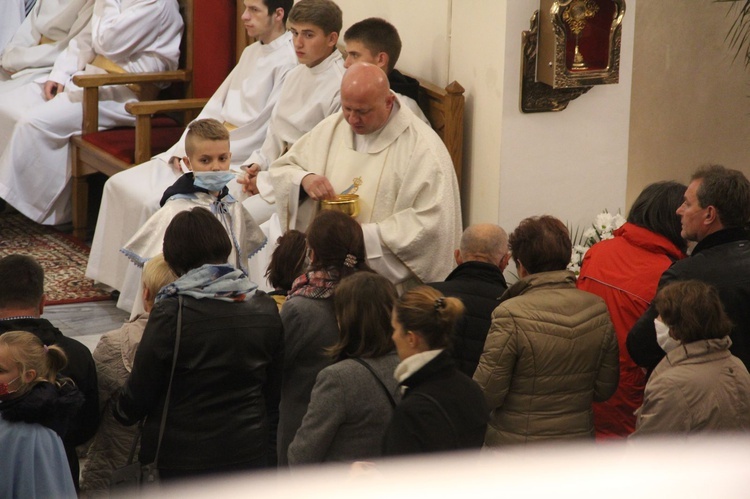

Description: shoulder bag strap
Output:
[153,295,183,469]
[352,357,397,408]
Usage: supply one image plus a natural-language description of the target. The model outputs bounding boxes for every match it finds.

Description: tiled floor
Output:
[44,300,130,352]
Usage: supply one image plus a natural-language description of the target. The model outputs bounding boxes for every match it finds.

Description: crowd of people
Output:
[1,0,750,496]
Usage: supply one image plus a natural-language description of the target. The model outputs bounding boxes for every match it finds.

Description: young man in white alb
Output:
[0,0,94,92]
[237,0,346,225]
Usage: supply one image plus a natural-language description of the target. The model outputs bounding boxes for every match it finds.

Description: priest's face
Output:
[342,86,395,135]
[289,22,338,68]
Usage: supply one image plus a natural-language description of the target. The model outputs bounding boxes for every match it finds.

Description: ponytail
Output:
[0,331,69,393]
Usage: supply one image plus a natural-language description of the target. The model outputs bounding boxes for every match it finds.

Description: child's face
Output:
[289,22,338,68]
[184,139,231,172]
[0,345,20,385]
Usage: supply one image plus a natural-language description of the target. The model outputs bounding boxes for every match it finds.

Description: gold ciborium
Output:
[320,194,360,218]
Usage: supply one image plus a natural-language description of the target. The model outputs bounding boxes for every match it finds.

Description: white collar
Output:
[394,348,444,384]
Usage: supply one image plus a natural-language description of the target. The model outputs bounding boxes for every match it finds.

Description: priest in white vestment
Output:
[0,0,94,92]
[0,0,182,226]
[269,63,462,286]
[85,0,297,313]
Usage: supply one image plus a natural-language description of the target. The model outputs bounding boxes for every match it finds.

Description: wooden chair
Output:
[70,0,240,239]
[405,73,465,188]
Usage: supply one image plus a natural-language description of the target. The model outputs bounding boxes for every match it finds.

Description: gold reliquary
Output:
[538,0,625,87]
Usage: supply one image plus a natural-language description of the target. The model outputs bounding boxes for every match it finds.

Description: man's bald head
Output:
[340,62,395,135]
[457,224,509,269]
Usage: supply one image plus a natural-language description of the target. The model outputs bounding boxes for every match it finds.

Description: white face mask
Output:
[654,318,680,353]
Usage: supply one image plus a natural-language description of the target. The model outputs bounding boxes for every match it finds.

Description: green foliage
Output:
[716,0,750,67]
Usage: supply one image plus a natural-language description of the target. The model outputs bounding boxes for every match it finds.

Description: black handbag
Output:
[110,296,184,491]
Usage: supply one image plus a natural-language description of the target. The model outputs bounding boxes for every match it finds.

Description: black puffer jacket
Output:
[114,292,283,471]
[0,318,99,488]
[429,262,508,377]
[1,381,84,438]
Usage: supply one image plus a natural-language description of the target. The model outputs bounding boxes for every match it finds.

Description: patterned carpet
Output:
[0,212,112,305]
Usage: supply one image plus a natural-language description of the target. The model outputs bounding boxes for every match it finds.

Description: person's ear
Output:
[498,252,511,271]
[516,259,528,278]
[38,294,45,316]
[704,205,718,226]
[376,52,389,71]
[406,330,418,348]
[142,285,153,311]
[454,249,462,266]
[273,7,284,23]
[183,156,192,171]
[327,31,339,48]
[22,369,36,384]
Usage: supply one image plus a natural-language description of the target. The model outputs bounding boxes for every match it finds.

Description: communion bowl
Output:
[320,194,360,218]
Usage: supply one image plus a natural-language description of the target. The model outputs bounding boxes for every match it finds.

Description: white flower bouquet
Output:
[568,211,626,275]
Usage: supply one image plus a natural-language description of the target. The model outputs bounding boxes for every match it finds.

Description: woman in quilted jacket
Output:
[474,215,619,446]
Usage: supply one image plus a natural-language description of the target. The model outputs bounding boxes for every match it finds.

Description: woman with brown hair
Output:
[278,209,372,465]
[474,215,619,446]
[114,207,283,479]
[382,286,487,455]
[632,280,750,436]
[288,272,399,464]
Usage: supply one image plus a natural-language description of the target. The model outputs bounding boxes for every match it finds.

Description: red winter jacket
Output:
[577,223,685,439]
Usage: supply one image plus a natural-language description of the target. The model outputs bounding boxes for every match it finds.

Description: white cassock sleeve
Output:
[361,222,412,283]
[1,0,94,74]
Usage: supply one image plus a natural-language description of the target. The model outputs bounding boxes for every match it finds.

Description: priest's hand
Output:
[44,81,64,100]
[237,164,260,195]
[301,173,336,200]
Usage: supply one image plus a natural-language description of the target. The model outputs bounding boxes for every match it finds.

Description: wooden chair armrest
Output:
[72,70,191,88]
[125,98,209,116]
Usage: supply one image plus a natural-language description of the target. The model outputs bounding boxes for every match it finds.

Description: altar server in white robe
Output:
[342,17,428,124]
[0,0,94,92]
[269,63,462,286]
[238,0,346,225]
[0,1,25,55]
[85,0,296,313]
[0,0,182,226]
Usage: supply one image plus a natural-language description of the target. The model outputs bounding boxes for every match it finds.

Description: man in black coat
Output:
[627,164,750,372]
[0,254,99,490]
[429,224,510,377]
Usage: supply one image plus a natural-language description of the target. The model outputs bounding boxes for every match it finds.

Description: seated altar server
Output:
[268,62,461,287]
[85,0,296,313]
[0,0,94,92]
[342,17,428,123]
[237,0,345,224]
[0,0,26,55]
[0,0,183,226]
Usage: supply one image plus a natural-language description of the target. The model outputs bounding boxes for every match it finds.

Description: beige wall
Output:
[335,0,451,83]
[627,0,750,205]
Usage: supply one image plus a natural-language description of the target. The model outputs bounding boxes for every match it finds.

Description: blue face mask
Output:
[192,171,235,192]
